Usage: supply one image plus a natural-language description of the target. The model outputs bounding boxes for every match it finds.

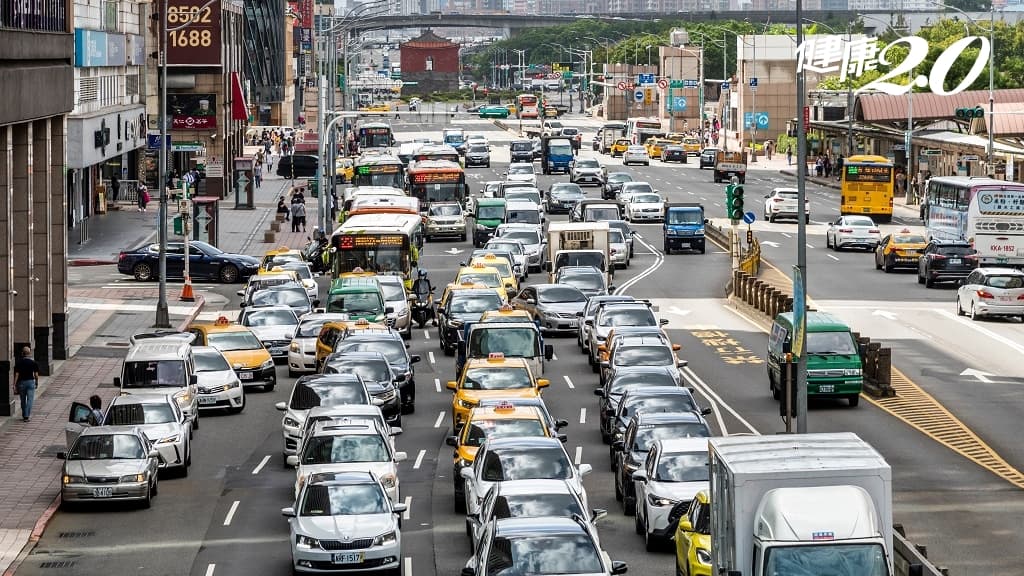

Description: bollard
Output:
[756,282,769,313]
[270,220,281,232]
[264,230,276,243]
[766,288,778,318]
[275,213,286,223]
[752,281,763,310]
[877,348,892,386]
[782,296,794,313]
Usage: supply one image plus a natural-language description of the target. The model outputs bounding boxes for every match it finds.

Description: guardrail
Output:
[894,524,950,576]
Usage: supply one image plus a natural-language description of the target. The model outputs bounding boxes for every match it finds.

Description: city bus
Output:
[407,159,469,205]
[925,176,1024,266]
[840,155,894,222]
[625,117,664,144]
[357,122,395,152]
[517,94,540,119]
[330,212,423,287]
[410,144,463,167]
[352,152,406,189]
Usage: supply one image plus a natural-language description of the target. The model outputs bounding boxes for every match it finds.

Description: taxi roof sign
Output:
[355,318,370,326]
[900,228,911,233]
[215,316,231,326]
[499,304,514,312]
[472,263,486,268]
[487,352,505,361]
[494,400,516,412]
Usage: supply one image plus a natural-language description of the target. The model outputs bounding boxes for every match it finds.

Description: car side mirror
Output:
[239,302,246,308]
[537,378,549,388]
[608,285,616,292]
[591,508,608,522]
[460,467,474,480]
[557,433,568,443]
[390,427,403,436]
[703,218,709,224]
[410,354,421,364]
[678,518,693,532]
[611,561,628,575]
[593,389,605,397]
[394,451,408,462]
[632,470,648,482]
[392,503,408,514]
[461,568,477,576]
[446,435,458,447]
[678,360,689,368]
[114,376,122,387]
[659,318,669,326]
[672,344,681,351]
[701,407,713,416]
[56,451,66,460]
[236,289,245,296]
[275,401,287,411]
[372,398,385,406]
[447,380,458,390]
[555,419,568,429]
[578,463,593,476]
[281,506,296,518]
[612,440,624,450]
[286,455,299,467]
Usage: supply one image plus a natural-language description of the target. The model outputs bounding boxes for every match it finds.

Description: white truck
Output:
[545,222,611,284]
[710,433,893,576]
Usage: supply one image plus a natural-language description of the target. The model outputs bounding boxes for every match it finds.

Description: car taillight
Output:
[869,229,880,234]
[930,253,946,259]
[1018,293,1024,300]
[838,228,853,233]
[977,290,994,299]
[773,198,784,202]
[965,254,979,260]
[118,252,127,260]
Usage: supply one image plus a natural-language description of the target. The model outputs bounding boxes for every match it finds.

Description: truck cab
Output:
[663,203,707,254]
[540,136,574,175]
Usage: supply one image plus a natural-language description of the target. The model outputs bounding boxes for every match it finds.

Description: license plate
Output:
[198,396,217,405]
[270,347,285,355]
[332,553,364,564]
[567,320,578,327]
[999,295,1013,302]
[819,384,835,393]
[92,487,113,498]
[949,259,961,265]
[239,372,253,380]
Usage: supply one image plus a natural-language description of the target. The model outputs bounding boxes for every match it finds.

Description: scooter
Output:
[303,229,329,274]
[410,283,436,329]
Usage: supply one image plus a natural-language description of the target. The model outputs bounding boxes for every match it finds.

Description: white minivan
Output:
[115,338,200,428]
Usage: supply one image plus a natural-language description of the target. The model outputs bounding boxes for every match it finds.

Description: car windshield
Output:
[486,534,603,575]
[465,419,547,446]
[244,309,298,327]
[615,346,674,366]
[764,543,888,576]
[121,360,186,388]
[482,447,571,481]
[668,210,703,225]
[477,206,505,220]
[105,402,176,425]
[335,340,406,364]
[462,366,533,390]
[451,293,504,314]
[280,264,312,280]
[430,203,462,216]
[985,275,1024,289]
[502,230,539,245]
[252,289,307,308]
[487,242,523,255]
[599,308,655,327]
[469,145,489,153]
[469,328,539,358]
[459,272,501,287]
[893,234,926,244]
[609,230,625,244]
[206,331,263,352]
[301,483,388,516]
[511,142,532,151]
[378,282,406,302]
[656,452,709,482]
[508,209,540,225]
[69,434,146,460]
[290,381,368,410]
[845,217,875,227]
[633,424,710,452]
[327,358,391,382]
[297,319,331,338]
[608,173,632,183]
[301,435,389,464]
[492,493,582,519]
[538,286,587,304]
[560,272,604,290]
[555,190,585,200]
[507,191,542,205]
[622,395,696,419]
[586,207,620,221]
[508,165,534,175]
[577,160,598,168]
[327,292,383,315]
[623,183,653,194]
[806,331,858,356]
[633,194,661,204]
[774,190,798,199]
[610,373,676,395]
[193,350,231,372]
[476,261,512,278]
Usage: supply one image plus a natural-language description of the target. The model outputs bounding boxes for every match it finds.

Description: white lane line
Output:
[806,243,815,249]
[687,191,695,195]
[404,557,413,576]
[423,330,430,340]
[615,234,664,294]
[827,254,840,261]
[205,564,216,576]
[403,496,412,520]
[551,352,558,360]
[434,378,442,393]
[223,500,240,526]
[251,455,271,475]
[564,375,575,389]
[699,196,707,201]
[433,411,446,428]
[781,233,792,238]
[574,446,583,465]
[713,202,721,207]
[681,366,759,435]
[935,309,1024,356]
[413,449,426,469]
[579,407,587,424]
[428,351,436,364]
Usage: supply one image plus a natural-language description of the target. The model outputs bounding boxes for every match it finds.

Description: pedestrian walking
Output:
[765,141,773,161]
[292,200,307,232]
[110,175,120,204]
[254,168,262,188]
[786,146,793,166]
[88,394,104,426]
[13,345,38,422]
[137,185,150,212]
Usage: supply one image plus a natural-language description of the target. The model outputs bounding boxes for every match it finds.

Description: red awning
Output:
[231,72,249,121]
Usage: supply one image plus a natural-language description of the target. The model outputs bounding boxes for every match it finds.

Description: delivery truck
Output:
[710,433,893,576]
[714,150,747,183]
[545,222,610,284]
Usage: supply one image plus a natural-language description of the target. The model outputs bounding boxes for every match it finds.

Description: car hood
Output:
[196,369,239,388]
[65,458,148,478]
[249,325,297,341]
[138,422,182,441]
[646,480,705,503]
[294,512,395,540]
[506,174,535,183]
[574,167,602,174]
[232,255,260,266]
[631,202,663,210]
[537,301,587,315]
[294,336,317,354]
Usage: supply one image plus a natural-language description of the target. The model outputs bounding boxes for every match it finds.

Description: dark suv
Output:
[917,241,978,287]
[509,139,534,163]
[275,154,318,178]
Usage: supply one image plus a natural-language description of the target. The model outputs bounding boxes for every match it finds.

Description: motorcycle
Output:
[410,279,436,329]
[303,228,330,274]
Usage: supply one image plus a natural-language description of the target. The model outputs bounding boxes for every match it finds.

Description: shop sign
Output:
[172,141,205,152]
[169,93,217,129]
[165,0,222,66]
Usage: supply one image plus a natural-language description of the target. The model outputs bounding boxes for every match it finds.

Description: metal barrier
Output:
[740,236,760,276]
[101,179,142,205]
[894,524,949,576]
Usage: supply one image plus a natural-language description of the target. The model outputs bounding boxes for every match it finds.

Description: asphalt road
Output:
[24,116,1024,576]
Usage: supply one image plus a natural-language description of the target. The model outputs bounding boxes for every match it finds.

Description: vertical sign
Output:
[802,106,810,133]
[165,0,222,66]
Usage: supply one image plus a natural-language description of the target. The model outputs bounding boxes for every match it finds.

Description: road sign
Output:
[564,71,573,79]
[963,154,979,161]
[684,79,699,88]
[551,71,562,78]
[756,112,769,129]
[744,112,769,129]
[743,211,756,224]
[671,96,687,111]
[637,73,655,85]
[634,89,645,103]
[749,77,758,89]
[644,87,654,104]
[721,82,730,90]
[617,81,626,90]
[658,78,668,89]
[670,80,684,88]
[922,149,942,155]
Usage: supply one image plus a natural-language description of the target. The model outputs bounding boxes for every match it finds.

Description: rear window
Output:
[985,275,1024,289]
[776,191,798,199]
[936,245,976,256]
[511,142,532,151]
[122,360,187,388]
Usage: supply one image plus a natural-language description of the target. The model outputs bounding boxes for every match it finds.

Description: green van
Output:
[326,278,389,322]
[470,198,506,248]
[767,311,863,407]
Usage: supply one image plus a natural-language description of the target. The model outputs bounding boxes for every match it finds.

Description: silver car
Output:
[283,471,405,575]
[608,228,629,268]
[377,275,412,339]
[571,158,607,187]
[239,305,299,361]
[513,284,589,334]
[287,313,352,377]
[59,425,160,508]
[193,346,245,413]
[494,224,546,272]
[623,145,650,166]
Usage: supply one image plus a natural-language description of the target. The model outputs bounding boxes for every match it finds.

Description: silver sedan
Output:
[60,425,160,508]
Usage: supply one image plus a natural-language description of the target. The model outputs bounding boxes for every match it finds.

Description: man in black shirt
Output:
[13,346,39,422]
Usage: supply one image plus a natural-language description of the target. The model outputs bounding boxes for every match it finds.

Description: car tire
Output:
[635,509,644,535]
[228,392,245,414]
[925,276,935,288]
[151,477,158,497]
[614,476,623,501]
[460,233,467,242]
[623,494,636,516]
[918,273,925,285]
[768,213,776,223]
[956,297,965,316]
[645,517,660,552]
[848,394,860,407]
[444,345,455,357]
[769,371,781,400]
[192,413,199,431]
[875,257,882,271]
[883,258,893,273]
[133,262,154,281]
[141,483,153,509]
[264,381,276,392]
[219,264,240,283]
[970,303,980,321]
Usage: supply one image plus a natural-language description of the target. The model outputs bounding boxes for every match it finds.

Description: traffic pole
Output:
[179,180,195,302]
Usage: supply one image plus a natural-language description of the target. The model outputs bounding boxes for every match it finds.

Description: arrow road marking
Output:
[761,241,781,248]
[872,310,898,320]
[668,306,691,316]
[961,368,995,383]
[444,248,464,255]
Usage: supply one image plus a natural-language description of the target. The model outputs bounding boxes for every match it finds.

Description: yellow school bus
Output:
[840,155,894,223]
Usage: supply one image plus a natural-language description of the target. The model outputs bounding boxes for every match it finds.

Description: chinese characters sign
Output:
[845,164,893,183]
[977,190,1024,216]
[169,94,217,129]
[339,235,406,249]
[796,35,991,96]
[411,171,461,184]
[165,0,221,66]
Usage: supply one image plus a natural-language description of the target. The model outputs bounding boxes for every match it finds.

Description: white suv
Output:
[623,145,650,166]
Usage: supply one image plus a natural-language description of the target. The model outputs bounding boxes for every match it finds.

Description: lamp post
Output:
[794,1,808,434]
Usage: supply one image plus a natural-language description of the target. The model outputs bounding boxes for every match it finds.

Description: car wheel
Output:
[623,493,636,516]
[133,262,154,281]
[883,258,893,273]
[228,392,245,414]
[970,302,980,321]
[454,484,467,513]
[805,215,811,224]
[192,412,199,431]
[635,508,644,534]
[219,264,240,283]
[645,517,660,552]
[925,275,935,288]
[848,394,861,407]
[614,476,623,501]
[151,476,158,496]
[769,371,781,400]
[874,256,882,270]
[141,483,153,509]
[918,272,925,285]
[768,213,776,223]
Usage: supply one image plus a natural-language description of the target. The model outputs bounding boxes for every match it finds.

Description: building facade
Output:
[0,0,75,413]
[400,30,459,96]
[245,0,290,126]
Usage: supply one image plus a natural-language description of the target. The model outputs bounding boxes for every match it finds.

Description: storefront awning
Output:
[231,72,248,122]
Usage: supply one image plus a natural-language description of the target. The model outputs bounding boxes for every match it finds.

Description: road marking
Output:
[433,411,446,428]
[564,375,575,389]
[781,232,792,238]
[872,310,898,320]
[428,351,436,364]
[205,564,216,576]
[680,366,759,435]
[961,368,995,383]
[403,496,412,520]
[699,197,707,201]
[615,234,664,294]
[827,254,840,261]
[713,202,721,208]
[574,446,583,465]
[404,557,413,576]
[551,352,558,360]
[579,407,587,424]
[936,309,1024,356]
[223,501,240,526]
[434,378,442,393]
[413,449,426,469]
[423,330,430,340]
[806,243,815,249]
[251,455,271,475]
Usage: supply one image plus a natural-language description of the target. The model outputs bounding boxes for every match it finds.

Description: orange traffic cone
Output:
[180,276,195,302]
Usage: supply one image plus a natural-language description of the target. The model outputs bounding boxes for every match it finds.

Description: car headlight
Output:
[449,319,464,329]
[694,229,704,236]
[120,474,146,483]
[475,223,488,231]
[696,548,712,565]
[156,434,181,444]
[296,535,321,549]
[648,494,677,507]
[380,474,397,489]
[289,342,300,352]
[376,388,397,402]
[373,531,397,546]
[283,416,300,428]
[63,475,86,485]
[260,359,274,369]
[457,398,476,409]
[173,389,191,405]
[226,380,240,389]
[457,457,473,468]
[844,368,862,376]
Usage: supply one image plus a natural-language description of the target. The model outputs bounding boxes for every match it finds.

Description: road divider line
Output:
[413,449,426,469]
[827,254,840,261]
[433,411,445,429]
[251,455,271,475]
[615,235,664,294]
[404,557,413,576]
[205,564,215,576]
[579,407,586,424]
[434,378,442,393]
[936,309,1024,356]
[423,330,430,340]
[574,446,583,465]
[428,351,436,364]
[223,500,240,526]
[551,352,558,360]
[781,232,792,238]
[403,496,412,520]
[681,366,759,435]
[564,375,575,389]
[806,243,815,249]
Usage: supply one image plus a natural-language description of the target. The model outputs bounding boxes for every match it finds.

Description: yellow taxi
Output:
[446,354,549,429]
[314,317,388,370]
[644,138,674,158]
[359,103,391,112]
[674,490,712,576]
[335,157,354,182]
[610,138,631,157]
[469,254,518,294]
[188,316,276,391]
[454,263,509,301]
[260,246,303,272]
[666,132,687,144]
[681,137,701,155]
[874,228,928,272]
[479,304,535,324]
[506,103,518,115]
[446,401,555,476]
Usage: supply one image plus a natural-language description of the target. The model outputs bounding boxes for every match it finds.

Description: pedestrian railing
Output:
[102,179,141,205]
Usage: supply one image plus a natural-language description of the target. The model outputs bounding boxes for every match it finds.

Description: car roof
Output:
[617,336,672,347]
[558,266,603,275]
[657,437,712,453]
[296,373,365,385]
[468,404,545,421]
[493,479,575,496]
[311,418,382,436]
[610,366,679,378]
[976,267,1024,275]
[622,387,693,400]
[633,411,703,425]
[494,517,587,536]
[465,356,531,369]
[244,305,297,315]
[328,351,391,362]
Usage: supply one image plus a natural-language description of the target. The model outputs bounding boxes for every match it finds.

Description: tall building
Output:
[0,0,75,409]
[245,0,290,125]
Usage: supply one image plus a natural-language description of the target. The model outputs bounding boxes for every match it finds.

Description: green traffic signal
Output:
[725,183,736,215]
[729,185,745,220]
[955,106,984,120]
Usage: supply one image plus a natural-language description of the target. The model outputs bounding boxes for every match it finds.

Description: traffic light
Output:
[725,183,735,215]
[955,106,984,120]
[729,185,745,220]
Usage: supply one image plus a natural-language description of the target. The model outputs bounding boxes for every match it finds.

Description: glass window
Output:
[106,402,176,425]
[121,359,187,388]
[763,544,888,576]
[492,493,582,519]
[244,309,298,327]
[326,359,391,382]
[207,331,263,351]
[69,434,146,460]
[614,346,673,366]
[297,319,329,338]
[537,286,586,303]
[450,293,504,314]
[656,452,709,482]
[609,372,676,394]
[481,447,571,481]
[301,434,389,464]
[464,419,547,446]
[469,328,539,358]
[805,331,858,355]
[290,381,368,410]
[252,289,308,307]
[327,292,383,315]
[301,483,388,516]
[193,350,230,372]
[599,308,655,327]
[485,534,602,575]
[462,367,533,390]
[985,275,1024,289]
[632,424,710,452]
[622,395,697,419]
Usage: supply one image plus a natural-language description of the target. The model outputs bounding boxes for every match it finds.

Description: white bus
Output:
[925,176,1024,266]
[625,117,664,144]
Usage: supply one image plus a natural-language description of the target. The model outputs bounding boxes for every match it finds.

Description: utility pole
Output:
[795,0,809,434]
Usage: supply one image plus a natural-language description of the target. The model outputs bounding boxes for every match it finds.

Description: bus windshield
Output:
[333,234,411,277]
[409,170,466,203]
[358,125,393,149]
[352,164,404,188]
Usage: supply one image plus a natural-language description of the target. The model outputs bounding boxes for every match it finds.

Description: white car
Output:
[276,374,373,457]
[494,224,547,272]
[624,192,664,222]
[617,181,655,202]
[377,275,412,339]
[504,188,546,222]
[632,437,709,550]
[504,162,538,186]
[622,145,650,166]
[299,405,401,452]
[288,418,408,501]
[277,261,320,302]
[287,313,350,376]
[283,471,405,576]
[459,436,592,517]
[467,479,603,550]
[93,394,193,475]
[956,267,1024,320]
[239,305,299,361]
[467,134,489,148]
[763,187,810,223]
[609,228,630,268]
[825,215,881,251]
[192,346,245,413]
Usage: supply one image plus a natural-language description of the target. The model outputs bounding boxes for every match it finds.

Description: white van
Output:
[115,339,200,427]
[505,200,543,226]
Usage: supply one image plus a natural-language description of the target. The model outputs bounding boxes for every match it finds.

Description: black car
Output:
[276,154,319,178]
[510,140,535,163]
[323,351,402,425]
[604,172,634,200]
[918,241,978,287]
[118,240,259,283]
[594,367,682,443]
[699,148,718,170]
[661,145,688,163]
[438,288,505,355]
[605,387,710,467]
[331,333,421,414]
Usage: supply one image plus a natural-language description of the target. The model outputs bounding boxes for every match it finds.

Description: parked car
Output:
[118,241,259,283]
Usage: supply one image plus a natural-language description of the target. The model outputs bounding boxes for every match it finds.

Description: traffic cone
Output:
[180,276,195,302]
